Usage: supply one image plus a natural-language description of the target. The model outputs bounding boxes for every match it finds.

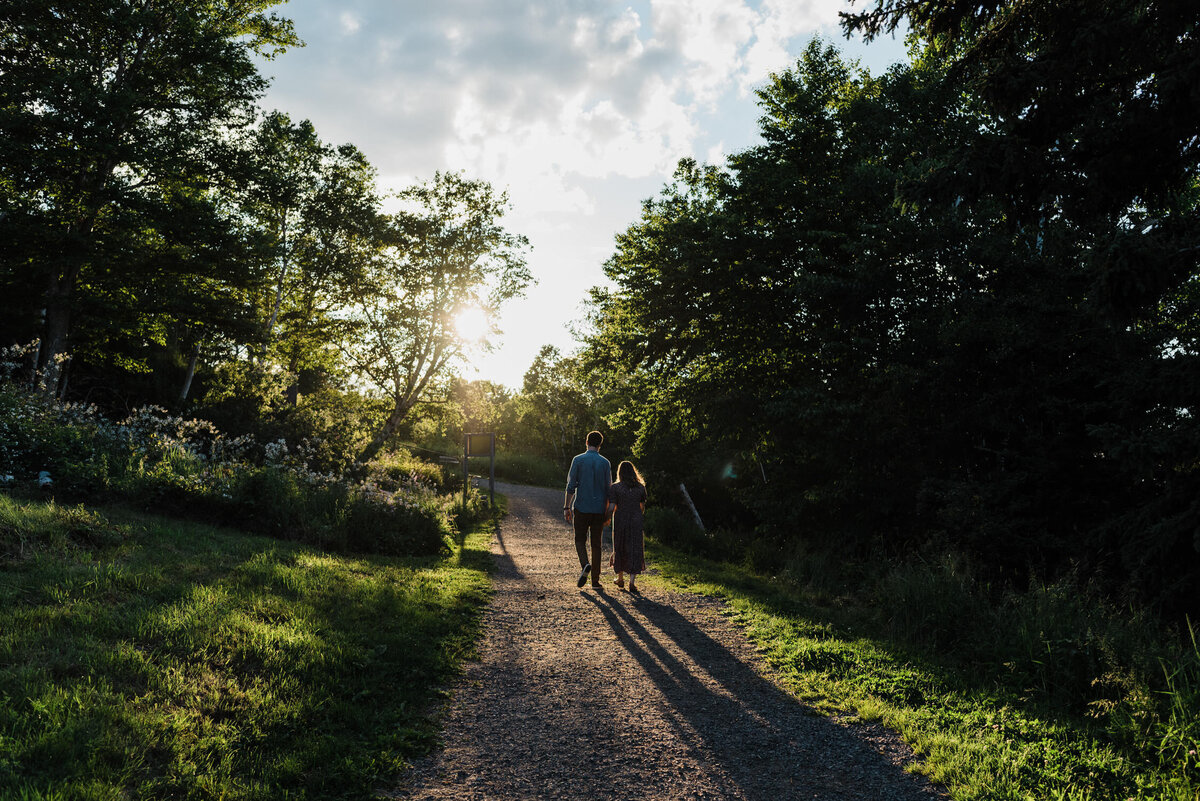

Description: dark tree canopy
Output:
[0,0,299,393]
[586,31,1200,616]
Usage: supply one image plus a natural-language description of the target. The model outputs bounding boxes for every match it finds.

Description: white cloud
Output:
[339,12,361,35]
[264,1,839,200]
[705,140,728,166]
[647,0,757,106]
[256,0,894,385]
[742,0,847,89]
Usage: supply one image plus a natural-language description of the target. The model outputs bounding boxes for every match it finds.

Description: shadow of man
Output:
[581,591,943,800]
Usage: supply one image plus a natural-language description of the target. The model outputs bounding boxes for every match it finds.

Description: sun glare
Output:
[454,305,490,343]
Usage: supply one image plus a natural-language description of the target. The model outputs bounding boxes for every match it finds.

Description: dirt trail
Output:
[393,482,946,800]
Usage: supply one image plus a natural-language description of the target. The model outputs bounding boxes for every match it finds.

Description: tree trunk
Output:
[38,277,74,399]
[357,399,414,464]
[38,211,96,398]
[178,342,201,405]
[264,214,289,347]
[56,355,71,401]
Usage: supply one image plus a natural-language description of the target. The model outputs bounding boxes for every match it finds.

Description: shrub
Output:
[645,507,751,562]
[992,577,1166,716]
[341,492,452,556]
[368,450,451,494]
[0,384,453,557]
[645,506,704,550]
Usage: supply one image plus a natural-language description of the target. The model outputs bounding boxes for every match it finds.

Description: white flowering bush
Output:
[0,380,464,556]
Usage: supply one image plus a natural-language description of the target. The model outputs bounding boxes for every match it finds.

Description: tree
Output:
[449,378,518,447]
[238,112,384,403]
[518,345,603,465]
[589,43,975,539]
[587,29,1200,613]
[842,0,1200,309]
[0,0,298,395]
[345,172,531,463]
[840,0,1200,612]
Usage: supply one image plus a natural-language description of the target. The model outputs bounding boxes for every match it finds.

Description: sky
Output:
[255,0,910,390]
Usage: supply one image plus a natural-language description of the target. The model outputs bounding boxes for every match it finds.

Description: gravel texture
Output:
[390,482,947,800]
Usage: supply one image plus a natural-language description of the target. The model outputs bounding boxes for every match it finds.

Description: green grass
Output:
[0,492,496,800]
[640,537,1199,801]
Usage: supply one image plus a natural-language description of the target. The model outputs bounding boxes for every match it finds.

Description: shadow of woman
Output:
[581,591,943,800]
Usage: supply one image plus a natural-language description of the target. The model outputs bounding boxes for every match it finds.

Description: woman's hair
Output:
[617,460,644,487]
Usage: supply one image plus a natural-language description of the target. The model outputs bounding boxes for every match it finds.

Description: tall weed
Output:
[654,505,1200,794]
[1154,623,1200,778]
[875,555,991,652]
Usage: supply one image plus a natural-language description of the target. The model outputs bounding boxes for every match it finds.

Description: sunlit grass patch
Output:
[0,496,494,799]
[641,539,1199,801]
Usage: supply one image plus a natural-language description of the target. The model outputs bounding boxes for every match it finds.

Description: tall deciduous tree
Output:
[840,0,1200,611]
[346,172,531,463]
[0,0,298,394]
[842,0,1200,308]
[239,112,383,402]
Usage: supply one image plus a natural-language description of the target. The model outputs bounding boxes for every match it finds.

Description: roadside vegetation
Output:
[645,511,1200,801]
[0,490,495,799]
[0,371,500,798]
[0,384,463,557]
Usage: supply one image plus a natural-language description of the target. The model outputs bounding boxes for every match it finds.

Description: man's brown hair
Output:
[586,430,603,448]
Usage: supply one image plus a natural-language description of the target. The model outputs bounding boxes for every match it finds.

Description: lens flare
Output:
[454,306,489,342]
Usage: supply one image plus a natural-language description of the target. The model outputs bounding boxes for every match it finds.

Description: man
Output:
[564,430,612,588]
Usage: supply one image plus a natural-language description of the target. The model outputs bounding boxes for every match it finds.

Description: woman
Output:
[606,460,647,593]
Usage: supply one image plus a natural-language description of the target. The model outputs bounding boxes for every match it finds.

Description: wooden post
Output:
[679,483,705,532]
[464,433,497,508]
[488,433,496,508]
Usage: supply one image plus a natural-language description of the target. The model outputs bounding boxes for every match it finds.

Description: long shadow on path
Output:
[582,590,944,800]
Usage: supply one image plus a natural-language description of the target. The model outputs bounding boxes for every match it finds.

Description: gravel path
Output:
[392,482,946,800]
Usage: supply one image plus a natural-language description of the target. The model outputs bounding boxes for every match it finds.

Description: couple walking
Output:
[562,430,647,592]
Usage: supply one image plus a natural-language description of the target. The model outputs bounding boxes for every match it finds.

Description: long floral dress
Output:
[607,480,647,575]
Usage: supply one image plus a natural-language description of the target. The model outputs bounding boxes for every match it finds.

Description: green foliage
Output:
[239,111,384,386]
[844,1,1200,222]
[446,379,519,449]
[345,172,533,463]
[0,496,494,799]
[0,0,299,392]
[644,537,1200,800]
[367,449,453,494]
[645,507,722,558]
[0,384,454,557]
[516,346,606,466]
[2,5,530,459]
[192,363,385,473]
[585,33,1200,617]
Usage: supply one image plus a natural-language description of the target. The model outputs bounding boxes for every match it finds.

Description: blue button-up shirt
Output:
[566,449,612,514]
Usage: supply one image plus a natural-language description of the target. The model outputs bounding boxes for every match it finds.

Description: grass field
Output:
[641,536,1198,801]
[0,493,497,800]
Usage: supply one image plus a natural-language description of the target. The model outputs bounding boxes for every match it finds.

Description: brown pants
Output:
[573,511,604,585]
